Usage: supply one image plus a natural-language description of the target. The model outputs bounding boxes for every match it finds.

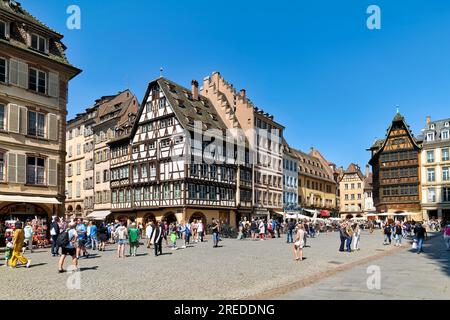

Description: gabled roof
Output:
[369,112,422,159]
[342,163,364,181]
[289,148,335,183]
[111,77,231,146]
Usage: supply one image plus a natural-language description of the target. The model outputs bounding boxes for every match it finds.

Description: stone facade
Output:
[0,0,80,220]
[420,116,450,221]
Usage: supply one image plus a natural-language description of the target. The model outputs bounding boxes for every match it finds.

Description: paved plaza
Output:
[0,230,448,300]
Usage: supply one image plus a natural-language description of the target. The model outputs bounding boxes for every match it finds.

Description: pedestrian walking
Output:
[259,220,266,241]
[211,218,220,247]
[250,219,258,241]
[293,224,305,261]
[197,220,204,242]
[151,221,164,256]
[345,222,353,252]
[414,222,427,254]
[9,222,31,269]
[23,220,34,253]
[184,221,191,247]
[57,222,78,273]
[339,221,347,252]
[76,218,89,259]
[287,219,295,243]
[352,223,361,251]
[170,223,178,250]
[128,223,140,256]
[50,217,61,257]
[383,223,392,245]
[444,223,450,251]
[89,221,98,250]
[114,221,128,258]
[4,237,13,267]
[146,221,154,249]
[394,221,403,247]
[98,223,108,251]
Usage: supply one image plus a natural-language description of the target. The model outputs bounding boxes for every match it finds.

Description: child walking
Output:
[4,237,13,267]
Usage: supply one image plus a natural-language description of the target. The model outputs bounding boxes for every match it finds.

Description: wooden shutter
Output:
[16,154,26,184]
[48,159,57,186]
[18,60,28,89]
[18,106,27,135]
[7,153,17,183]
[7,104,19,133]
[5,22,10,39]
[9,59,18,86]
[48,72,59,98]
[48,113,58,140]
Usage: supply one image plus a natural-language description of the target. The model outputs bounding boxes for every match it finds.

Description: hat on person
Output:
[6,237,12,242]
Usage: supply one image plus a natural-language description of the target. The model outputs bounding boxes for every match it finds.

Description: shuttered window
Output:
[28,110,45,138]
[0,103,4,130]
[8,104,19,133]
[48,72,59,98]
[29,68,47,94]
[26,156,45,185]
[0,57,6,83]
[76,182,81,198]
[7,153,16,183]
[48,113,58,140]
[48,159,57,186]
[17,154,26,184]
[0,152,4,182]
[9,59,28,88]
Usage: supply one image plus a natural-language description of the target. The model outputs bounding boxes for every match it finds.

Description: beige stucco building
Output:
[0,1,80,229]
[339,163,365,218]
[420,116,450,221]
[65,90,139,218]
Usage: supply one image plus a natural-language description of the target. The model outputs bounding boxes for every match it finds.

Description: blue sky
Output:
[21,0,450,169]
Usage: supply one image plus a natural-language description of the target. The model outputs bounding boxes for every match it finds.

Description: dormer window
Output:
[430,124,435,130]
[445,122,449,128]
[442,130,449,140]
[0,20,9,39]
[30,33,48,53]
[427,132,435,142]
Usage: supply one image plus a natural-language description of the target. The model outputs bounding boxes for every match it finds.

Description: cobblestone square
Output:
[2,230,446,300]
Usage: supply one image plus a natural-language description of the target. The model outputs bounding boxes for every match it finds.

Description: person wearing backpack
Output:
[114,221,128,259]
[58,222,78,273]
[444,223,450,250]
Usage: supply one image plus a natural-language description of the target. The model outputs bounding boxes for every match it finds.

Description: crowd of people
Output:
[1,214,449,272]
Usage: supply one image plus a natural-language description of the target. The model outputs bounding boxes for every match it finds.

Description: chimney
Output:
[191,80,199,101]
[239,89,246,99]
[365,164,370,177]
[426,116,431,125]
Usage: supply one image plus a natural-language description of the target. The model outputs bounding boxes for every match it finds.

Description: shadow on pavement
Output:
[405,232,450,277]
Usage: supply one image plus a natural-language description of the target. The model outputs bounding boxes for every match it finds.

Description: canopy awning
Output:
[285,213,312,220]
[394,212,417,216]
[320,210,330,217]
[303,209,318,215]
[0,194,61,205]
[86,210,111,220]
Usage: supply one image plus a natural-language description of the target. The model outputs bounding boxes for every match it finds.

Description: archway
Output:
[67,205,73,213]
[163,212,177,224]
[189,212,207,224]
[143,213,156,224]
[75,205,82,212]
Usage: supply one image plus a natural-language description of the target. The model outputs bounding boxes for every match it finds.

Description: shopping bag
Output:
[412,239,418,249]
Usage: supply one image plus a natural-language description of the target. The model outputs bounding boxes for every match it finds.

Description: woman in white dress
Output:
[294,224,305,261]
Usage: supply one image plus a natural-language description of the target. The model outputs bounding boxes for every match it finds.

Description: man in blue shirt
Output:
[76,218,89,259]
[89,221,98,250]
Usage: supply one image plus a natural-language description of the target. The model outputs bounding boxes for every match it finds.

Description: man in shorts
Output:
[58,222,78,273]
[76,218,89,259]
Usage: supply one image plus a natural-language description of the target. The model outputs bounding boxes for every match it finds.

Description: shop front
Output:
[0,202,54,248]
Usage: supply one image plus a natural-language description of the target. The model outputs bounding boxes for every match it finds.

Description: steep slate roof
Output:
[0,0,80,72]
[290,148,335,183]
[422,117,450,145]
[159,78,229,132]
[369,112,422,157]
[342,163,364,181]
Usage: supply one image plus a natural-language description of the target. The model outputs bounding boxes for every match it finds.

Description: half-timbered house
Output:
[109,77,252,226]
[369,112,423,220]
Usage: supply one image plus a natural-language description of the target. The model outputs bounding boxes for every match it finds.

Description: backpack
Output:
[56,230,70,247]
